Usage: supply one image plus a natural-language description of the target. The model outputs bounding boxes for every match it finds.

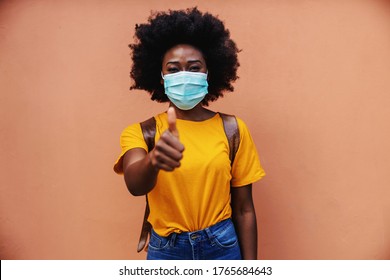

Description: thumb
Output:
[167,107,179,138]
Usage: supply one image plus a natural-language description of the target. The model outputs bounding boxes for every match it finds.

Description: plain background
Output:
[1,0,390,260]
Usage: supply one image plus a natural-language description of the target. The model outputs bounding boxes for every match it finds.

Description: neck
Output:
[169,103,215,121]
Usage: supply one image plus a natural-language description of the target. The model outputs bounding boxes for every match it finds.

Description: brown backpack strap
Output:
[219,113,240,166]
[137,117,156,253]
[137,197,151,253]
[140,117,156,153]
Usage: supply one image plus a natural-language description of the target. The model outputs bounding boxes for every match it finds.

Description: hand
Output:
[149,107,184,171]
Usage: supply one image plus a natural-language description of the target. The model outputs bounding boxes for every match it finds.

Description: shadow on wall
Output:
[0,228,18,259]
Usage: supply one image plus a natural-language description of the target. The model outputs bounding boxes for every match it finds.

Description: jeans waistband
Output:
[151,218,233,245]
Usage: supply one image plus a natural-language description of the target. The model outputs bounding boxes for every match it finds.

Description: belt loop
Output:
[169,233,177,247]
[205,227,215,246]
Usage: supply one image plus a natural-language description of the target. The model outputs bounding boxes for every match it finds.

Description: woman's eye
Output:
[189,66,200,71]
[167,68,179,73]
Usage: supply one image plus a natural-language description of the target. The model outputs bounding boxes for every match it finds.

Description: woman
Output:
[114,7,265,260]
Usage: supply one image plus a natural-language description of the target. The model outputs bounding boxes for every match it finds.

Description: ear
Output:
[160,72,164,85]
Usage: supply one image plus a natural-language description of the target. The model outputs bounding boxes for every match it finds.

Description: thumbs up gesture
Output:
[168,107,179,138]
[149,107,185,171]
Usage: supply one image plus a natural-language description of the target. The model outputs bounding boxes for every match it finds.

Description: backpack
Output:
[136,113,240,252]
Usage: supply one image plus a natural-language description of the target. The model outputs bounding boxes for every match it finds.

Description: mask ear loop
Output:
[161,72,165,80]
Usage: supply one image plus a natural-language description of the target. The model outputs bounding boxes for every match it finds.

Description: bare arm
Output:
[122,148,158,196]
[231,184,258,260]
[122,108,184,196]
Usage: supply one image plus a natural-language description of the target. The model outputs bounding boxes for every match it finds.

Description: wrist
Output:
[147,149,160,173]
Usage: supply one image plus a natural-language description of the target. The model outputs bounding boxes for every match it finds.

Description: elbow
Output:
[128,186,145,196]
[123,164,156,196]
[124,176,151,196]
[125,180,146,196]
[232,207,256,220]
[123,176,140,196]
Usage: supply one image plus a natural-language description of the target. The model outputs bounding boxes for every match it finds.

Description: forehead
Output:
[162,44,205,62]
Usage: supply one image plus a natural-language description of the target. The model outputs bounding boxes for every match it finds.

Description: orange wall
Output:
[1,0,390,260]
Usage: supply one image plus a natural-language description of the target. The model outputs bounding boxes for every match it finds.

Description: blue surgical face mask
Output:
[162,71,208,110]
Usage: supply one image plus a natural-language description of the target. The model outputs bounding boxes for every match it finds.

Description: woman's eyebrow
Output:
[165,59,203,66]
[187,59,203,64]
[166,60,179,65]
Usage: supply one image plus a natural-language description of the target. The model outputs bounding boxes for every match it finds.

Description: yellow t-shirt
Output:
[114,112,265,237]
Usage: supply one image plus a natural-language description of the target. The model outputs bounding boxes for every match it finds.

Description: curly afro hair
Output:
[129,7,240,105]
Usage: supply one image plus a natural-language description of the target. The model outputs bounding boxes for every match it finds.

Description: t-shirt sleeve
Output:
[230,118,266,187]
[113,123,148,174]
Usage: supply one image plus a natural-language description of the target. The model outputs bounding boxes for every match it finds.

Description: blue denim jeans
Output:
[147,219,242,260]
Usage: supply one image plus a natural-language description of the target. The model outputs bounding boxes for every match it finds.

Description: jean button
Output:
[190,233,200,240]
